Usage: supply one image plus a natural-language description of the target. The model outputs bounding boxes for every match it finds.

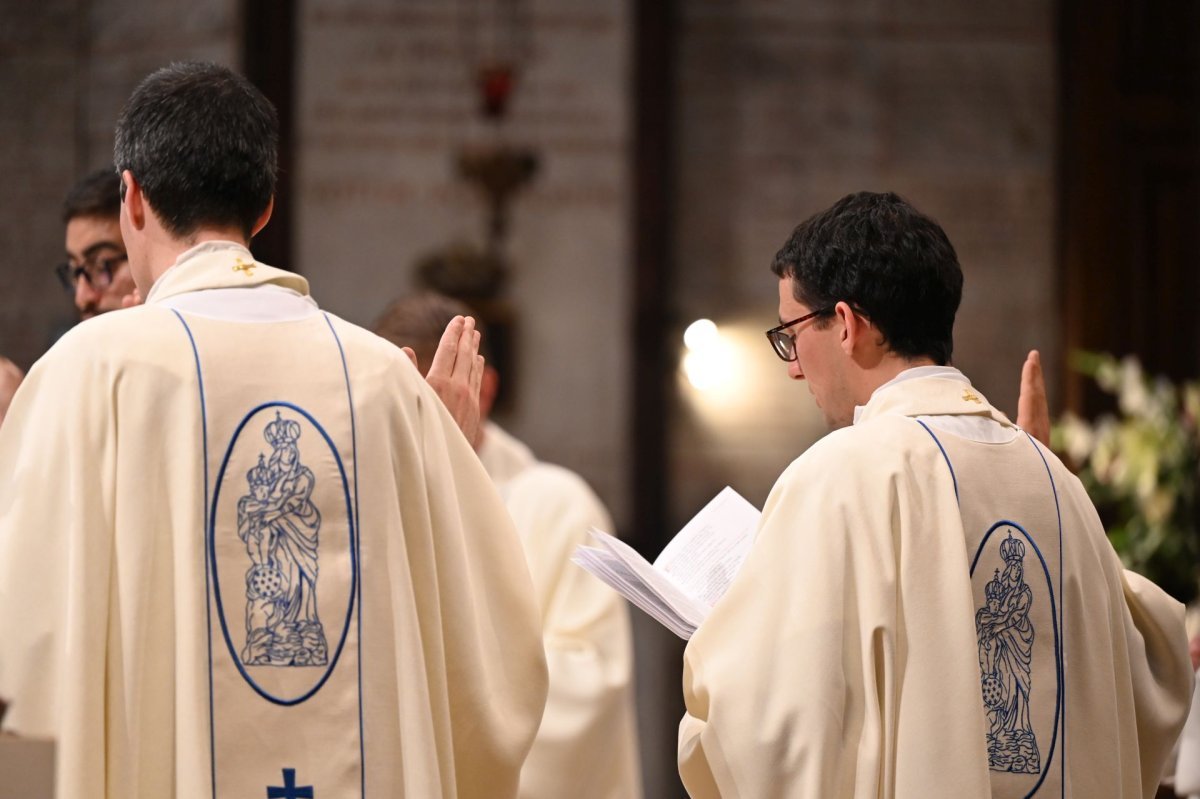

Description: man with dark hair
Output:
[0,61,547,799]
[772,190,963,373]
[677,192,1192,797]
[59,168,136,318]
[374,293,643,799]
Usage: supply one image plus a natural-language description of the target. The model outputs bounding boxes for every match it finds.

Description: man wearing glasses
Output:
[677,191,1192,798]
[59,168,137,319]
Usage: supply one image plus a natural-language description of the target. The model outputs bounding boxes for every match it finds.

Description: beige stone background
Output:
[0,1,1057,795]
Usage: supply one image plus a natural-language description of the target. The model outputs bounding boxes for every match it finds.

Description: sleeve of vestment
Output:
[405,371,550,799]
[0,336,116,788]
[1170,668,1200,795]
[1121,568,1194,795]
[1053,472,1193,798]
[504,465,642,799]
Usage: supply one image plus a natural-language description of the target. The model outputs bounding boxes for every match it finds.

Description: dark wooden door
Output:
[1060,0,1200,411]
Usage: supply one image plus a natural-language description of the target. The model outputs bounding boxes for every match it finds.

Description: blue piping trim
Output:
[1025,433,1066,797]
[324,313,367,796]
[171,310,217,799]
[916,420,959,502]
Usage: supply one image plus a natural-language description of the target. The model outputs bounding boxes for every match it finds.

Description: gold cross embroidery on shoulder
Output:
[962,389,982,404]
[232,258,256,277]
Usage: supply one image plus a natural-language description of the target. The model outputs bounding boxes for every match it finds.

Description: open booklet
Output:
[571,487,761,640]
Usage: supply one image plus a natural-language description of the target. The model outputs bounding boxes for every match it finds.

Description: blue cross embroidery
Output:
[267,768,313,798]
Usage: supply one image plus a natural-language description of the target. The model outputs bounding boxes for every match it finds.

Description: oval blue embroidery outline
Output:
[971,520,1062,798]
[209,400,358,706]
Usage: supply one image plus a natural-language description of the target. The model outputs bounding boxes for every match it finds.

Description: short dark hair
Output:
[61,168,121,224]
[771,191,963,365]
[373,293,489,374]
[113,61,278,239]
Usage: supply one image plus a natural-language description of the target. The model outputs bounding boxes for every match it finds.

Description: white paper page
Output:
[572,546,697,639]
[583,530,710,627]
[653,487,761,607]
[572,548,692,637]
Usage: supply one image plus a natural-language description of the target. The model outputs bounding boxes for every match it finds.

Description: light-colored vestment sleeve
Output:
[503,463,642,799]
[1171,668,1200,797]
[480,421,641,798]
[0,339,116,787]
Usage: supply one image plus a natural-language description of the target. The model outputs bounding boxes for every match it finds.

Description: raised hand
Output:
[424,315,485,447]
[1017,349,1050,446]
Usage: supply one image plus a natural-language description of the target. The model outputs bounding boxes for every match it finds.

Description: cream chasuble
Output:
[479,424,643,799]
[679,374,1192,798]
[0,243,547,799]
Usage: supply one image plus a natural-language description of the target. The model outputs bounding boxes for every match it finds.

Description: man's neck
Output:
[144,227,250,288]
[855,354,939,407]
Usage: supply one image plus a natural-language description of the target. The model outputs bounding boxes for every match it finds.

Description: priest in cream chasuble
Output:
[678,192,1192,799]
[0,241,548,798]
[680,374,1191,798]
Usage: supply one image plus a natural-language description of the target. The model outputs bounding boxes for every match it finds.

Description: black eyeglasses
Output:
[55,253,128,294]
[765,306,835,362]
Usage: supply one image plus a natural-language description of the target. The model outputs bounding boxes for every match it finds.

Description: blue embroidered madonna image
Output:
[976,533,1040,773]
[237,411,329,667]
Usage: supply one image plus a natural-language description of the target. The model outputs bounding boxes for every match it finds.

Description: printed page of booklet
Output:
[571,486,761,640]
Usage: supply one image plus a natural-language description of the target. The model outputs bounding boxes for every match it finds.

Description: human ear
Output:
[251,196,275,237]
[835,301,860,354]
[121,170,146,230]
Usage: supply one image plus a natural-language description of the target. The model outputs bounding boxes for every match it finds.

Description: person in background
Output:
[58,168,137,318]
[375,292,644,799]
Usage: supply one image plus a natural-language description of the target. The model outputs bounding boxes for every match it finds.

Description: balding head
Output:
[373,293,500,432]
[373,293,478,375]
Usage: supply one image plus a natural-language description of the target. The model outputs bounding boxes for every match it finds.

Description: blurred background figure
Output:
[0,357,24,428]
[375,292,643,799]
[59,169,134,319]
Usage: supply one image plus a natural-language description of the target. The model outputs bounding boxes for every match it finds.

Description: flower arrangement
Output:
[1052,352,1200,603]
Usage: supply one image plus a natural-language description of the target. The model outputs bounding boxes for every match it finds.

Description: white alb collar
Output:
[852,365,969,425]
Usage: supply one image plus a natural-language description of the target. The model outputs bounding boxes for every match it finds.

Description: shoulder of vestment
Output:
[780,412,937,486]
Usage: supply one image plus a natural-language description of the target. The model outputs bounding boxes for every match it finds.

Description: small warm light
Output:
[684,319,719,351]
[683,319,735,392]
[683,349,730,391]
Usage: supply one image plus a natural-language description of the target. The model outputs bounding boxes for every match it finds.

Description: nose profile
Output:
[788,360,805,380]
[75,276,100,315]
